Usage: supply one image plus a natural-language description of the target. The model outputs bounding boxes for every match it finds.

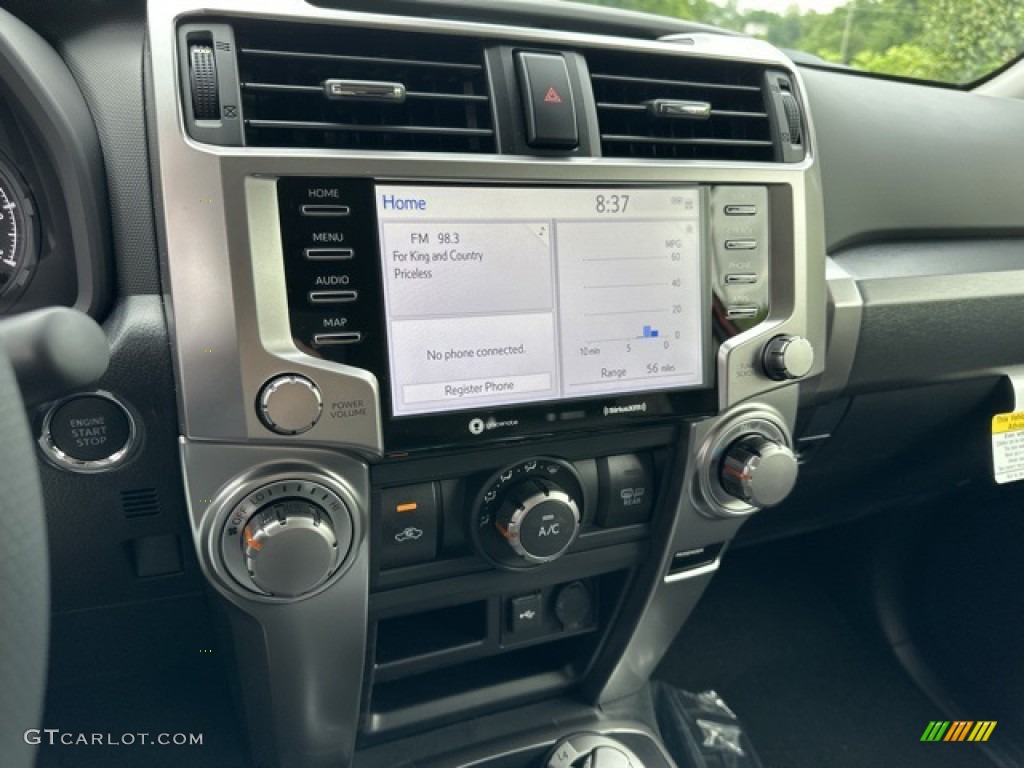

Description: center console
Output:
[147,1,826,766]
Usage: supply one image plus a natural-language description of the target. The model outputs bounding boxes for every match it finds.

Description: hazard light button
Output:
[515,51,579,149]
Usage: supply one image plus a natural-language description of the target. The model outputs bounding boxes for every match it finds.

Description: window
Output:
[578,0,1024,86]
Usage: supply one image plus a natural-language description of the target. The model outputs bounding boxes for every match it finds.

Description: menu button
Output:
[305,247,354,261]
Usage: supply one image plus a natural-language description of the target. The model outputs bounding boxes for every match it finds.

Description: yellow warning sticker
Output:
[992,411,1024,483]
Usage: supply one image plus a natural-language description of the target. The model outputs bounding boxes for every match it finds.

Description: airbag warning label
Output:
[991,411,1024,484]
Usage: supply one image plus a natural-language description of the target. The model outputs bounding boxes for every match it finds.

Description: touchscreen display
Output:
[376,185,705,417]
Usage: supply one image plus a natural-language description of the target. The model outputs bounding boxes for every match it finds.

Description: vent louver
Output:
[234,21,495,153]
[587,50,776,162]
[121,488,160,518]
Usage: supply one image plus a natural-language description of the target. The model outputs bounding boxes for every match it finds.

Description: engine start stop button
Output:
[41,392,135,470]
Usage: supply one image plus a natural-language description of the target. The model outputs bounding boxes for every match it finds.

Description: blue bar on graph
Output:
[651,330,659,337]
[642,325,659,338]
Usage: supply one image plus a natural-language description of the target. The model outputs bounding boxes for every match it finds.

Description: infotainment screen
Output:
[375,185,706,418]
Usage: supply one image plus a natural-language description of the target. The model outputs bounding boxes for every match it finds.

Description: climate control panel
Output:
[372,447,658,583]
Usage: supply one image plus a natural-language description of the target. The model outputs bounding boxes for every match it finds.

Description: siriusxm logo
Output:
[604,402,647,416]
[380,194,426,211]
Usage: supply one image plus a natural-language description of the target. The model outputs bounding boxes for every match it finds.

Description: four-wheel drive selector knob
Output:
[496,478,581,565]
[219,479,354,599]
[719,434,799,508]
[242,499,340,597]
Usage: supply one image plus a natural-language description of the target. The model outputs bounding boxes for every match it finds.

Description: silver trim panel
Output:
[180,440,369,767]
[598,386,798,704]
[149,0,825,455]
[663,558,720,583]
[148,1,827,761]
[817,257,864,399]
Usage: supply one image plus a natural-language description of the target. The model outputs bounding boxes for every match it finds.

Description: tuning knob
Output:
[720,434,798,508]
[762,335,814,381]
[495,478,581,565]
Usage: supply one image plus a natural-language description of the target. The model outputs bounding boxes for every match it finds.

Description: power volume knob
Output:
[720,435,799,508]
[257,375,322,435]
[762,335,814,381]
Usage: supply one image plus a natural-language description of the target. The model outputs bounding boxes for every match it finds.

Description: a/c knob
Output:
[762,335,814,381]
[720,434,798,508]
[495,478,581,565]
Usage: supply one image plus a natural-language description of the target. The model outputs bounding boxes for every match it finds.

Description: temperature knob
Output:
[495,478,581,565]
[719,434,798,508]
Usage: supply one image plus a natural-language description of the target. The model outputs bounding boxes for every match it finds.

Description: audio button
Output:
[309,290,358,304]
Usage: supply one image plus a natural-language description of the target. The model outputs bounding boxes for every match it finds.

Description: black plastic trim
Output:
[802,65,1024,254]
[307,0,738,41]
[0,8,112,316]
[834,240,1024,392]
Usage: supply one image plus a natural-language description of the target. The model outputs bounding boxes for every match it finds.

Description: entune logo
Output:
[468,416,519,435]
[604,402,648,416]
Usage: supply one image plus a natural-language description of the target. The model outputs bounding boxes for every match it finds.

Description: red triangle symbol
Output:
[543,86,563,104]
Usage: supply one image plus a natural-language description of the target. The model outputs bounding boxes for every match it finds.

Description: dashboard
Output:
[157,3,822,764]
[4,1,1024,767]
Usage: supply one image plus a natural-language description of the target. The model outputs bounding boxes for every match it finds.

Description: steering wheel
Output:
[0,308,110,767]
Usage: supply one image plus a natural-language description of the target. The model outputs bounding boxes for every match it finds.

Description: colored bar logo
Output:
[921,721,996,742]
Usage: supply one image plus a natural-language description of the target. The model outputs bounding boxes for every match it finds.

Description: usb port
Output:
[308,290,358,304]
[724,204,757,216]
[725,306,759,320]
[313,332,362,346]
[724,239,758,250]
[301,204,350,217]
[725,273,758,285]
[305,247,354,261]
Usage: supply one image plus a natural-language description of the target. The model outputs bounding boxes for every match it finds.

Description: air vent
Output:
[587,50,776,162]
[234,21,495,153]
[121,488,160,518]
